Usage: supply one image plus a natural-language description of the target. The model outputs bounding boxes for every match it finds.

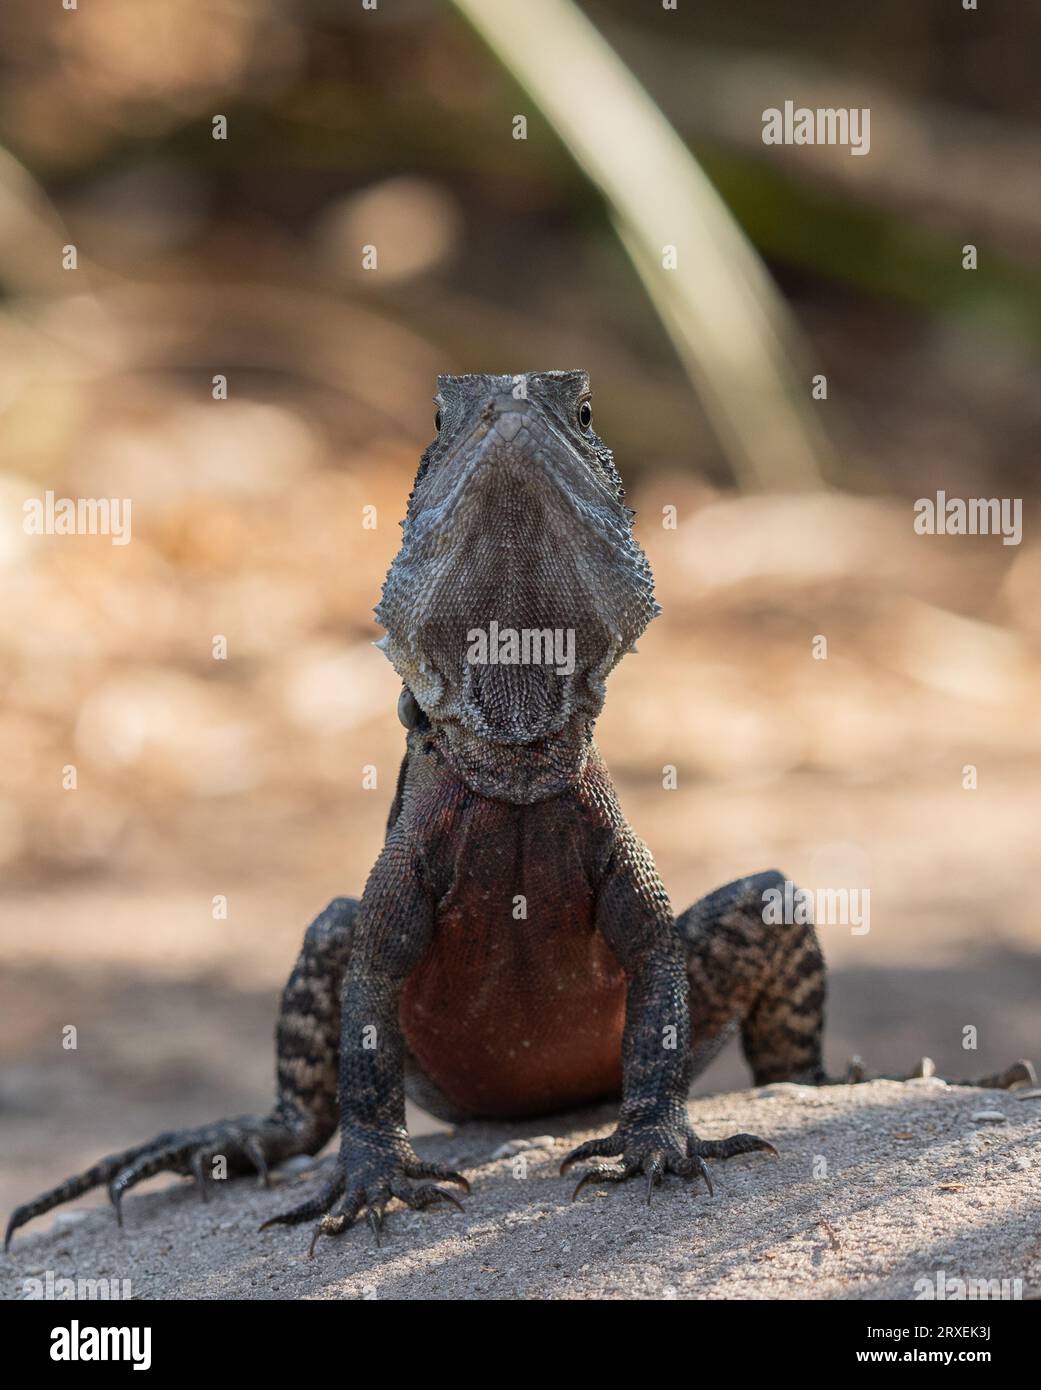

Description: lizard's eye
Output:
[434,408,443,433]
[577,400,593,431]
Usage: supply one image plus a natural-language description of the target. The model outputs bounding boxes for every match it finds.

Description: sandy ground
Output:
[4,1079,1039,1301]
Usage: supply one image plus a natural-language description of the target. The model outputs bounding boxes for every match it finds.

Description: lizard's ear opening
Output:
[398,687,421,730]
[577,399,593,431]
[434,408,443,433]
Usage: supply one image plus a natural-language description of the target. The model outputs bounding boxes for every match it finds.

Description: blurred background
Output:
[2,0,1040,1219]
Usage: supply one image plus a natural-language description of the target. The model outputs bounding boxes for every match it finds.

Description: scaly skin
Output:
[7,373,1035,1254]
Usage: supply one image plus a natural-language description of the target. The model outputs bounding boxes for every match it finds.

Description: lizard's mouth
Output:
[375,395,658,743]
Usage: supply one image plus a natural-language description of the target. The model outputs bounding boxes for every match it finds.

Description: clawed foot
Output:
[259,1139,469,1255]
[561,1116,777,1204]
[4,1113,308,1251]
[840,1055,1037,1090]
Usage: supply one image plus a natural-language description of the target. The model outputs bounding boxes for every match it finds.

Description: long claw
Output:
[189,1150,211,1203]
[243,1137,270,1188]
[644,1155,665,1205]
[571,1165,626,1201]
[309,1213,346,1255]
[107,1182,124,1229]
[571,1171,599,1201]
[695,1155,713,1197]
[367,1201,387,1246]
[405,1162,470,1192]
[305,1195,360,1254]
[414,1183,466,1213]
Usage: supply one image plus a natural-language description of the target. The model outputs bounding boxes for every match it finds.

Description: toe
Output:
[571,1164,628,1200]
[559,1134,622,1175]
[108,1141,192,1221]
[403,1160,470,1192]
[691,1132,778,1162]
[260,1174,345,1232]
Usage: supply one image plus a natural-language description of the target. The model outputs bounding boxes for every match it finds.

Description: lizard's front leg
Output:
[262,836,466,1252]
[562,832,776,1202]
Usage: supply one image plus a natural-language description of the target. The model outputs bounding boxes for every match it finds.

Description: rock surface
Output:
[4,1081,1039,1301]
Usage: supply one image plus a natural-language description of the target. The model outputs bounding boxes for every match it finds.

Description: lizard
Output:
[7,370,1034,1256]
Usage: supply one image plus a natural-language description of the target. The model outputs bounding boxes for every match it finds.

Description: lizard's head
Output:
[375,371,659,744]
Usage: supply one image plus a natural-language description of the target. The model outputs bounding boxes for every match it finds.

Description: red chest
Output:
[399,794,625,1117]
